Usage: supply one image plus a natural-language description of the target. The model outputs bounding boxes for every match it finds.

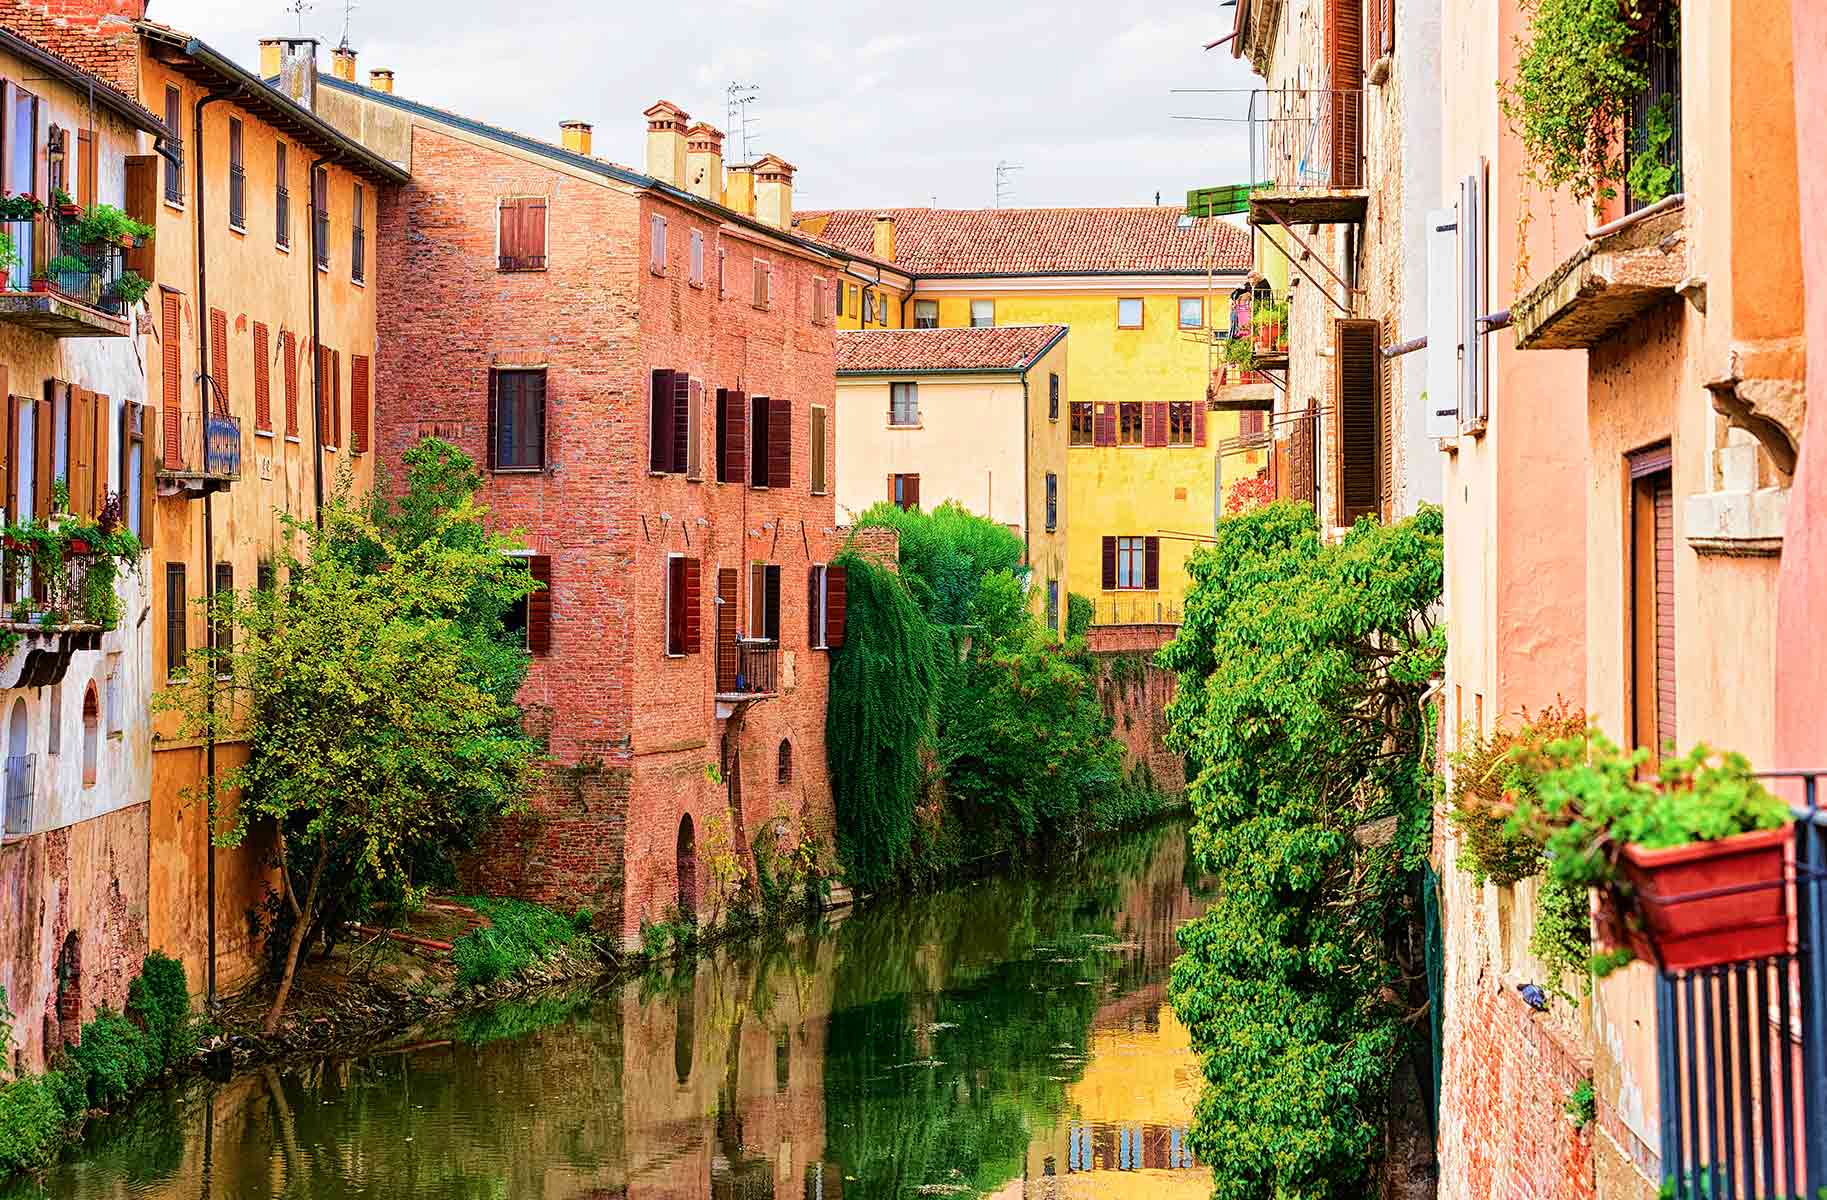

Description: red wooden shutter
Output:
[498,199,522,269]
[716,567,739,689]
[768,397,791,490]
[1290,404,1317,507]
[683,557,702,654]
[825,564,847,649]
[671,372,690,474]
[1654,477,1676,753]
[1143,402,1165,447]
[124,155,157,280]
[526,554,552,654]
[525,199,547,268]
[161,291,181,467]
[253,322,272,432]
[486,370,499,470]
[209,308,229,415]
[1194,403,1207,447]
[1144,536,1161,590]
[667,555,686,654]
[724,389,747,484]
[905,474,919,509]
[1326,0,1363,187]
[650,368,674,472]
[317,344,332,443]
[351,354,370,454]
[1095,403,1117,447]
[333,350,343,449]
[1335,319,1381,526]
[283,331,299,437]
[1101,536,1117,590]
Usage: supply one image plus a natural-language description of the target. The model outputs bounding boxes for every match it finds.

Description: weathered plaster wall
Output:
[833,374,1028,529]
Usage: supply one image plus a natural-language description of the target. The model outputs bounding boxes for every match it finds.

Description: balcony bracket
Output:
[0,623,103,690]
[1257,214,1356,318]
[1704,339,1807,478]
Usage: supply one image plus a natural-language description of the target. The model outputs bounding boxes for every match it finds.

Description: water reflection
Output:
[7,820,1212,1200]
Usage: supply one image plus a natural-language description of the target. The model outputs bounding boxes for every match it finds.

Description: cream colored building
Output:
[834,325,1069,636]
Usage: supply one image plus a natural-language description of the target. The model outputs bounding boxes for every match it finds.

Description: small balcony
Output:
[156,411,243,497]
[716,638,779,714]
[1513,201,1688,351]
[1246,88,1368,227]
[0,212,134,338]
[3,753,33,837]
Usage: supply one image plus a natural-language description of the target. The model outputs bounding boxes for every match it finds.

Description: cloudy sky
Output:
[152,0,1261,211]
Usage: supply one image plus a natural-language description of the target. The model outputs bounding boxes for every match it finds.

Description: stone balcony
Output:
[1513,204,1688,350]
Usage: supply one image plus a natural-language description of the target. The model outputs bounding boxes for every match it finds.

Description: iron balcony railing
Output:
[4,212,130,314]
[1654,771,1827,1199]
[157,411,243,481]
[719,638,779,698]
[1247,87,1365,192]
[3,753,33,836]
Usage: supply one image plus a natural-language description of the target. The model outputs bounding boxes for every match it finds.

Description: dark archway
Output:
[776,738,792,785]
[676,813,697,922]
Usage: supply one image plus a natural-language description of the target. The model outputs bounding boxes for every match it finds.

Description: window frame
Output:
[913,299,939,329]
[162,85,183,205]
[490,367,547,473]
[227,116,246,231]
[1048,373,1061,421]
[752,257,772,309]
[889,381,919,427]
[351,182,366,283]
[1168,401,1196,446]
[1117,297,1145,329]
[969,299,994,328]
[689,228,705,288]
[892,473,919,511]
[650,213,667,275]
[1118,401,1143,446]
[1178,296,1205,329]
[1116,536,1147,590]
[1069,401,1094,446]
[274,140,290,250]
[1045,472,1058,531]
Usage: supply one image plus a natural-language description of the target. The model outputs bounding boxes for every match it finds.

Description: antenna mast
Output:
[286,0,313,36]
[725,83,759,161]
[337,0,357,48]
[995,160,1023,208]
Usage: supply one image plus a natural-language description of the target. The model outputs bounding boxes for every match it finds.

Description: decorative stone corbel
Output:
[1704,339,1807,477]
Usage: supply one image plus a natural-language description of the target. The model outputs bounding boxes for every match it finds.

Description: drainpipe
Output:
[194,85,240,1003]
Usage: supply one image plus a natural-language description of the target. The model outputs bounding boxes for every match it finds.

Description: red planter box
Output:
[1617,825,1793,971]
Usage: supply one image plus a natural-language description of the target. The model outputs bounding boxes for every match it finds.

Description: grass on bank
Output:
[448,897,594,988]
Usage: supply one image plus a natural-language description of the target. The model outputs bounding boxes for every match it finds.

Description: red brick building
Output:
[288,59,852,946]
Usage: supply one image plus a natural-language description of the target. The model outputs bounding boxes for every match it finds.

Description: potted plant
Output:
[109,269,150,308]
[47,253,90,295]
[1511,732,1794,973]
[0,192,44,222]
[1253,299,1287,353]
[68,204,152,256]
[29,270,48,293]
[49,188,78,220]
[1221,332,1257,384]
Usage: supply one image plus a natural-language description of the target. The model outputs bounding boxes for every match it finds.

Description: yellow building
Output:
[834,324,1069,636]
[135,30,407,995]
[801,206,1252,626]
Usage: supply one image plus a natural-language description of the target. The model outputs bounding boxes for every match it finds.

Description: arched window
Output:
[776,739,793,785]
[676,813,697,922]
[4,698,28,835]
[81,684,99,788]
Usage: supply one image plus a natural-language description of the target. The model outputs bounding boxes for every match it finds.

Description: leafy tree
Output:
[159,443,539,1032]
[1160,501,1443,1200]
[1065,592,1094,640]
[851,500,1025,625]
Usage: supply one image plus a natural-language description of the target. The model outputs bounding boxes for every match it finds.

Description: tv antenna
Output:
[995,160,1023,208]
[336,0,357,48]
[726,83,759,161]
[286,0,313,35]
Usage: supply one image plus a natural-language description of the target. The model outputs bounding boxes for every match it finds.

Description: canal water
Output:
[9,820,1212,1200]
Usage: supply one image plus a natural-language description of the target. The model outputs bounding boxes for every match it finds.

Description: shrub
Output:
[1448,701,1586,886]
[126,951,193,1073]
[0,1075,65,1174]
[45,1061,88,1120]
[68,1010,151,1109]
[1065,592,1093,640]
[449,897,582,988]
[1530,870,1594,1001]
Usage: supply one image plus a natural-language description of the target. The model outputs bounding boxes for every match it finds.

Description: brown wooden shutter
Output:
[807,566,819,648]
[351,354,370,454]
[683,557,702,654]
[136,402,154,548]
[649,368,674,472]
[0,367,11,509]
[525,554,552,655]
[1144,536,1161,590]
[161,291,182,467]
[768,397,791,489]
[333,351,342,449]
[1335,319,1381,526]
[1195,403,1207,447]
[486,370,498,470]
[498,199,521,269]
[124,155,157,281]
[1101,536,1117,590]
[716,566,739,689]
[318,344,333,443]
[524,199,547,268]
[811,406,827,493]
[283,331,299,437]
[764,565,781,642]
[1326,0,1364,187]
[91,390,109,516]
[209,308,229,416]
[33,393,51,518]
[1378,334,1393,521]
[671,372,690,474]
[1654,477,1675,753]
[666,555,686,654]
[720,388,747,484]
[825,564,846,649]
[905,474,919,510]
[253,322,272,432]
[1095,403,1117,447]
[1290,403,1317,506]
[68,383,95,519]
[749,393,769,487]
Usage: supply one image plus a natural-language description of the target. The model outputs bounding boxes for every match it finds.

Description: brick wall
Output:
[1093,655,1186,794]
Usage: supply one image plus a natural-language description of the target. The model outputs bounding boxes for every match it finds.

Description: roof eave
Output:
[0,29,168,138]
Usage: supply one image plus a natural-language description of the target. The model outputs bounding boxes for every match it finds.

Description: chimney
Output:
[642,100,689,188]
[560,120,593,156]
[368,68,394,94]
[275,38,320,110]
[259,38,283,80]
[330,45,357,83]
[685,122,725,205]
[873,213,896,263]
[725,163,756,217]
[754,154,795,230]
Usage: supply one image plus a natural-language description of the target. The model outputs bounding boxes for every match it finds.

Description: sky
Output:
[150,0,1262,211]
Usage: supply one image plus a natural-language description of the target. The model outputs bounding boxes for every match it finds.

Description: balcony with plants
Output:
[0,191,152,338]
[1208,288,1284,410]
[0,483,143,687]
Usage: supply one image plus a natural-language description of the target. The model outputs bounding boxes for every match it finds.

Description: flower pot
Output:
[65,537,90,555]
[1617,825,1793,971]
[1256,325,1274,351]
[56,204,79,219]
[29,278,48,293]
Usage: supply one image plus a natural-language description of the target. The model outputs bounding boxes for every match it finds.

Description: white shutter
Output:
[1426,206,1459,439]
[1459,176,1479,429]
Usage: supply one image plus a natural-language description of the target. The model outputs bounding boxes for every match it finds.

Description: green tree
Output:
[1160,502,1443,1200]
[160,443,539,1033]
[852,500,1025,625]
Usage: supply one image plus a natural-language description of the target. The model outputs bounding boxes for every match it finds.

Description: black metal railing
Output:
[353,223,365,283]
[719,638,779,697]
[1247,88,1364,192]
[1624,10,1682,214]
[157,411,243,480]
[6,212,130,314]
[276,184,290,248]
[229,163,246,229]
[3,753,33,836]
[314,204,330,269]
[1654,771,1826,1199]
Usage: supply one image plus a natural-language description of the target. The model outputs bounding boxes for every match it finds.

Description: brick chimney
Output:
[275,38,320,111]
[685,122,724,205]
[754,154,795,230]
[560,120,593,156]
[368,69,394,94]
[330,45,357,83]
[725,163,756,217]
[259,38,282,80]
[643,100,689,188]
[873,213,896,263]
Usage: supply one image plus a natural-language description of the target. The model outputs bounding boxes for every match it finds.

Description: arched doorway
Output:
[4,698,27,834]
[81,684,99,788]
[676,813,697,922]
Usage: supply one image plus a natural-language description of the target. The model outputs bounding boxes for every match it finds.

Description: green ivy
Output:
[1065,592,1093,639]
[1626,92,1679,205]
[1529,871,1594,1002]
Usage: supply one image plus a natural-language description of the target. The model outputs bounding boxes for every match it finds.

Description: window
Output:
[914,300,938,329]
[47,683,60,756]
[808,563,829,648]
[686,378,704,479]
[748,562,781,642]
[1103,535,1160,591]
[891,473,919,511]
[121,402,146,539]
[275,141,289,248]
[813,279,829,324]
[890,382,919,426]
[80,685,97,789]
[810,405,828,494]
[877,293,889,325]
[1070,401,1094,446]
[835,280,846,318]
[1178,297,1204,328]
[649,369,692,475]
[750,394,791,488]
[1045,472,1058,531]
[164,563,186,679]
[752,258,771,308]
[1239,408,1266,438]
[717,247,726,297]
[1117,298,1144,328]
[1048,373,1060,421]
[253,322,272,433]
[317,344,340,449]
[211,563,234,664]
[665,555,702,656]
[163,86,182,203]
[1119,402,1143,445]
[970,299,994,328]
[312,167,329,269]
[777,740,793,785]
[1047,580,1060,633]
[227,117,245,229]
[1335,319,1383,525]
[650,214,667,274]
[1168,401,1196,445]
[1629,448,1675,763]
[689,229,705,287]
[498,197,548,270]
[489,368,546,471]
[352,184,365,282]
[104,655,120,737]
[716,386,746,484]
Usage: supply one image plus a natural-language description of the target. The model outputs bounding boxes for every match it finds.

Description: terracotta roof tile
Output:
[836,325,1067,374]
[799,206,1251,275]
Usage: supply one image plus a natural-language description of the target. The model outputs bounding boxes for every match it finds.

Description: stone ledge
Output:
[1684,485,1788,557]
[1514,205,1688,350]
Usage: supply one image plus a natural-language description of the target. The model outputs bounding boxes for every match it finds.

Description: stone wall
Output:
[1086,625,1185,795]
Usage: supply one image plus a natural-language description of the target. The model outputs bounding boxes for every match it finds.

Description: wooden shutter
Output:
[749,393,769,487]
[1326,0,1363,187]
[33,393,51,518]
[91,390,109,516]
[525,554,552,655]
[721,388,747,484]
[253,322,272,432]
[650,369,674,472]
[1101,536,1117,590]
[810,406,827,493]
[1378,334,1393,520]
[0,366,10,510]
[716,567,739,690]
[1144,536,1161,590]
[498,199,522,269]
[333,350,342,449]
[768,397,791,490]
[77,128,96,209]
[124,155,157,280]
[687,379,704,479]
[161,291,182,467]
[682,557,702,654]
[1095,403,1117,447]
[826,564,846,649]
[351,354,370,454]
[666,555,687,654]
[1334,319,1381,526]
[1290,405,1316,507]
[283,331,299,437]
[209,308,229,415]
[524,199,547,268]
[764,565,781,642]
[1195,404,1207,447]
[65,383,94,519]
[905,474,919,510]
[1654,479,1675,753]
[807,566,819,648]
[485,370,498,470]
[318,344,334,444]
[1145,402,1167,447]
[671,372,690,474]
